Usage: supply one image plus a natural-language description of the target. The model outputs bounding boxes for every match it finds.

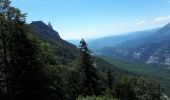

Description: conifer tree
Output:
[78,39,101,96]
[0,0,13,99]
[0,0,61,100]
[105,68,114,90]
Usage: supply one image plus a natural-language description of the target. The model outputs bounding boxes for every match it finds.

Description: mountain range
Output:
[91,29,159,51]
[27,20,170,96]
[68,23,170,66]
[90,23,170,66]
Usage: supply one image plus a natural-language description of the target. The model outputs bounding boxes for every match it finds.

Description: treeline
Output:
[0,0,166,100]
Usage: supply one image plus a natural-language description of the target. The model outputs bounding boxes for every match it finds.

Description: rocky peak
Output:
[48,22,53,29]
[30,21,60,40]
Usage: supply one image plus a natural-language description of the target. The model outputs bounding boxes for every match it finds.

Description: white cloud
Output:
[154,15,170,22]
[134,20,147,25]
[131,15,170,32]
[133,15,170,27]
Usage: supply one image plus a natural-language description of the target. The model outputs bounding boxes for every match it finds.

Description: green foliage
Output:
[0,0,64,99]
[114,76,162,100]
[104,68,114,89]
[0,1,168,100]
[94,57,131,77]
[30,21,78,64]
[77,95,116,100]
[65,69,80,100]
[101,56,170,96]
[77,39,102,96]
[76,75,165,100]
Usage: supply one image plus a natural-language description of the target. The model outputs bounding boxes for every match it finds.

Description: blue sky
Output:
[11,0,170,40]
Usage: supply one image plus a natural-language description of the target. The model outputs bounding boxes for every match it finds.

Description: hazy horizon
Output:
[11,0,170,40]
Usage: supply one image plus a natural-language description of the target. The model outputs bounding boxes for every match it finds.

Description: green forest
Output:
[0,0,168,100]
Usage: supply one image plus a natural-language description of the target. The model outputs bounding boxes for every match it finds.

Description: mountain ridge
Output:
[30,21,78,64]
[95,23,170,66]
[87,28,160,51]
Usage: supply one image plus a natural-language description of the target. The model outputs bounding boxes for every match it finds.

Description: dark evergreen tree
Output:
[104,68,114,90]
[66,70,79,100]
[0,1,13,99]
[114,76,162,100]
[0,0,63,100]
[77,39,102,96]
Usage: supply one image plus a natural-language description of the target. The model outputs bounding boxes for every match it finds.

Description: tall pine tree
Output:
[0,0,62,100]
[0,1,12,99]
[78,39,102,96]
[104,68,114,90]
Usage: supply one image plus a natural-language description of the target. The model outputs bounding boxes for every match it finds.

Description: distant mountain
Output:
[115,28,160,49]
[149,23,170,43]
[88,28,159,51]
[30,21,78,63]
[98,23,170,66]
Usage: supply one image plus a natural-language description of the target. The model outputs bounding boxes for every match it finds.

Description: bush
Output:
[77,95,117,100]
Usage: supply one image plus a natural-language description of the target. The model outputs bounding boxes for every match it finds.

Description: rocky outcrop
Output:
[146,56,159,64]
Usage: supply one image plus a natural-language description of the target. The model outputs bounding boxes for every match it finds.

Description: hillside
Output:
[94,57,132,77]
[30,21,78,64]
[0,0,168,99]
[88,28,159,51]
[100,56,170,96]
[97,23,170,66]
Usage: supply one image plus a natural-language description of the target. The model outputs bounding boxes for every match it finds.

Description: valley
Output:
[99,56,170,96]
[86,23,170,66]
[1,0,170,99]
[69,23,170,97]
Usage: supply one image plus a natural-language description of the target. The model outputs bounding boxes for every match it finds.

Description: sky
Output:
[11,0,170,40]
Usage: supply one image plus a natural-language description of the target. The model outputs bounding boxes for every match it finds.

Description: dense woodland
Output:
[0,0,167,100]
